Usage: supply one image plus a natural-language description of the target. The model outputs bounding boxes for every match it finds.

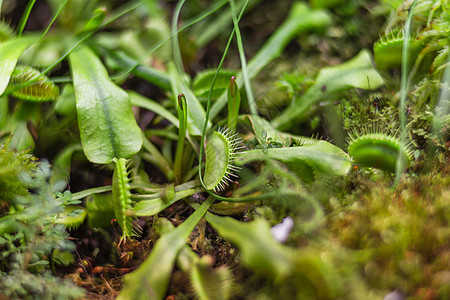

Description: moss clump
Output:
[0,143,36,213]
[328,166,449,299]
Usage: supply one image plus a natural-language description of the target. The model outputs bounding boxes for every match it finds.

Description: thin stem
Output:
[38,0,70,41]
[171,0,186,76]
[17,0,37,37]
[228,0,257,115]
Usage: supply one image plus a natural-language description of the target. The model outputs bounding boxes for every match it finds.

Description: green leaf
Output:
[243,114,286,145]
[204,213,296,278]
[237,141,352,183]
[77,6,106,35]
[61,185,112,202]
[204,129,241,192]
[69,45,143,164]
[0,36,36,96]
[118,197,213,300]
[272,50,385,129]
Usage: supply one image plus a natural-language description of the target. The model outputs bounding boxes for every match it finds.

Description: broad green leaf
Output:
[237,141,351,183]
[210,2,331,119]
[129,91,178,127]
[272,50,385,129]
[204,213,296,278]
[118,197,213,300]
[0,37,35,96]
[69,45,143,164]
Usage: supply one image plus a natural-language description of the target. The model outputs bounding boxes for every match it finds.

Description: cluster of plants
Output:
[0,0,448,299]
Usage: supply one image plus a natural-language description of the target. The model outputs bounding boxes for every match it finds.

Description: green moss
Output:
[328,166,449,298]
[0,143,36,211]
